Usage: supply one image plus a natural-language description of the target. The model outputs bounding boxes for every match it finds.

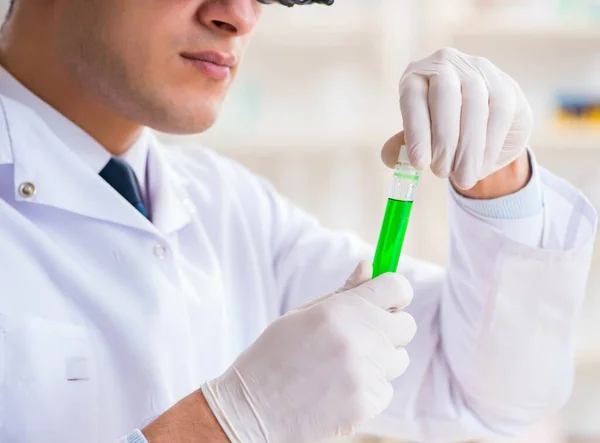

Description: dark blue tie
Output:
[100,157,149,219]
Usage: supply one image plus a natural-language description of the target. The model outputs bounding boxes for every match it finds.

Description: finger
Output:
[368,341,411,381]
[350,272,414,312]
[337,260,373,293]
[502,89,532,167]
[480,64,516,178]
[360,373,394,419]
[399,74,432,170]
[482,91,514,179]
[487,75,531,176]
[294,291,334,311]
[373,310,417,348]
[385,347,410,380]
[429,68,462,178]
[299,261,373,310]
[452,75,490,190]
[381,131,405,169]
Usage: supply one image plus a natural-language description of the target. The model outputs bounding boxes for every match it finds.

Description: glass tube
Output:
[372,148,420,278]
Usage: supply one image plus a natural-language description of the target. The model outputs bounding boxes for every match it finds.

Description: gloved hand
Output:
[201,261,416,443]
[387,47,533,190]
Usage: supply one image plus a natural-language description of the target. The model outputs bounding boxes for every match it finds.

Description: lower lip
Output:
[182,57,231,80]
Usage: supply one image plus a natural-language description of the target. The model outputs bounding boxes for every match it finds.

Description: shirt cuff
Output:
[450,149,543,220]
[115,430,148,443]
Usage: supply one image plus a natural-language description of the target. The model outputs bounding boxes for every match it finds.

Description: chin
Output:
[145,102,221,135]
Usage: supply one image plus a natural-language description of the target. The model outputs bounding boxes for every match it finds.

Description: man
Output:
[0,0,595,442]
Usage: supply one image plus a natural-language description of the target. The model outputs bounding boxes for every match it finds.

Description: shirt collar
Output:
[0,91,193,236]
[0,65,194,234]
[0,65,148,190]
[119,129,150,204]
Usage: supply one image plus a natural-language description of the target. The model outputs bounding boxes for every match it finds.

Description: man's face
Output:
[54,0,262,134]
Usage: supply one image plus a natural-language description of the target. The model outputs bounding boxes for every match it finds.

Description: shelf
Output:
[251,24,379,47]
[251,3,379,47]
[531,127,600,151]
[156,130,389,156]
[158,126,599,155]
[451,20,600,44]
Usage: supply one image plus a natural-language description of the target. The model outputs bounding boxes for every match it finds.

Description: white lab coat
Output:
[0,89,596,443]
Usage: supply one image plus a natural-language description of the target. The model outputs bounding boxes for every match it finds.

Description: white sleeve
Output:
[449,148,544,246]
[365,167,597,441]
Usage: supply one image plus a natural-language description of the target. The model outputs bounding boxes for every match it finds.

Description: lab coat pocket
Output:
[0,314,98,443]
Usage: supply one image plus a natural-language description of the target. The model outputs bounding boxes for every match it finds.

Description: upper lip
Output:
[180,51,237,68]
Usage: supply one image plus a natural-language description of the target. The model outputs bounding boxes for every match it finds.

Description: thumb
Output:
[293,261,373,312]
[381,131,405,169]
[351,273,414,312]
[336,260,373,293]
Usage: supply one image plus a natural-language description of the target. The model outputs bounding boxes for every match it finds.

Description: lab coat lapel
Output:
[146,134,194,235]
[2,96,156,234]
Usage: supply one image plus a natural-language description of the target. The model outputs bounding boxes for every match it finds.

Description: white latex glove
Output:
[398,47,533,189]
[202,261,416,443]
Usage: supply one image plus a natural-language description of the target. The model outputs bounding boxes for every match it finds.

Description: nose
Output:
[199,0,260,37]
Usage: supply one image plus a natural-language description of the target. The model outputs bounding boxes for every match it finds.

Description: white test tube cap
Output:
[397,145,410,165]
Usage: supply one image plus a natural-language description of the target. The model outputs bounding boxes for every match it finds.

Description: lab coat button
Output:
[153,243,167,259]
[18,182,36,198]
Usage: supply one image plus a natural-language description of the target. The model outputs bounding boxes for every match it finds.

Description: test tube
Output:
[372,146,420,279]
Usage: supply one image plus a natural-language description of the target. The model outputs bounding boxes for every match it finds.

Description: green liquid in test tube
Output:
[372,146,420,279]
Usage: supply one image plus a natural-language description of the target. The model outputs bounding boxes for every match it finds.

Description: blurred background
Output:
[164,1,600,442]
[2,0,598,441]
